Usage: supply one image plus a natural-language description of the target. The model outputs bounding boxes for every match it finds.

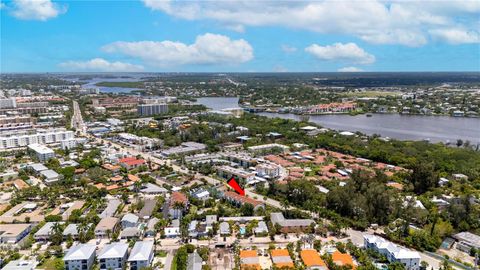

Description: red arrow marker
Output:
[227,177,245,196]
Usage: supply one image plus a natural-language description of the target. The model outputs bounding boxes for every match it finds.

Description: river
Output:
[196,97,480,144]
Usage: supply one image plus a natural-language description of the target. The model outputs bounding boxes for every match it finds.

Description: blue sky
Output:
[1,0,479,72]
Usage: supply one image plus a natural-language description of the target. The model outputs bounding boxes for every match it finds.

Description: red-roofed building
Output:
[223,191,265,211]
[169,192,189,219]
[118,157,146,170]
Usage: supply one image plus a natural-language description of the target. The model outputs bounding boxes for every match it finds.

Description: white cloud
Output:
[281,45,297,53]
[429,28,480,44]
[102,33,253,66]
[59,58,144,72]
[141,0,480,46]
[338,66,364,72]
[10,0,65,21]
[305,43,375,64]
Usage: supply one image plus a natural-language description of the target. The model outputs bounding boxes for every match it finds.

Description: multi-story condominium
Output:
[98,242,129,270]
[27,144,55,162]
[216,165,255,182]
[63,244,96,270]
[0,128,74,149]
[364,235,420,270]
[0,115,35,125]
[0,98,17,109]
[128,241,154,270]
[256,163,281,178]
[16,101,49,108]
[137,103,168,116]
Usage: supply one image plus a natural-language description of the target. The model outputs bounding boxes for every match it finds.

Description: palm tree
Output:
[50,222,64,246]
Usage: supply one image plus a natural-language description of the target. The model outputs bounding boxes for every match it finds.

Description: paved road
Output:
[163,250,175,270]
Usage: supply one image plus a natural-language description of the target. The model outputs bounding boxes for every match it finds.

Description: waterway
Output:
[196,97,480,144]
[65,77,141,93]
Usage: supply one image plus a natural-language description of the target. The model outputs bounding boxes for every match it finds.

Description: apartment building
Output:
[63,244,96,270]
[364,235,420,270]
[0,128,74,149]
[98,242,129,270]
[137,103,168,116]
[27,144,55,162]
[128,241,154,270]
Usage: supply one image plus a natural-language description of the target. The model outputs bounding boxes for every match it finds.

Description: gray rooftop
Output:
[40,169,59,179]
[187,252,203,270]
[99,198,121,218]
[35,222,63,237]
[270,212,314,227]
[122,213,139,224]
[138,199,157,220]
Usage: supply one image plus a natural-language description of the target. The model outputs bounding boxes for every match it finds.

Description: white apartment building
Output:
[128,241,154,270]
[256,163,281,178]
[98,242,129,270]
[0,128,74,149]
[0,98,17,109]
[28,144,55,162]
[63,244,96,270]
[61,139,77,150]
[364,235,420,270]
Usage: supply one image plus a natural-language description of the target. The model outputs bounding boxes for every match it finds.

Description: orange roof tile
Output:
[110,175,124,182]
[301,250,326,267]
[240,250,258,258]
[127,174,140,182]
[332,251,355,269]
[271,249,290,257]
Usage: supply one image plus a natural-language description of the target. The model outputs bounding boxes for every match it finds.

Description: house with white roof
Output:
[364,235,420,270]
[63,243,96,270]
[34,222,64,242]
[40,169,60,185]
[254,221,269,236]
[2,260,38,270]
[121,213,139,229]
[164,219,180,238]
[128,241,154,270]
[98,242,129,270]
[219,222,230,236]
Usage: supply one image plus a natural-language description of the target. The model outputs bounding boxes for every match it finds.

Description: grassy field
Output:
[37,258,64,270]
[94,81,144,88]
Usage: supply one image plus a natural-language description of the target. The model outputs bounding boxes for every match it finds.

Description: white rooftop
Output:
[128,241,154,261]
[64,244,96,261]
[28,143,54,154]
[98,242,129,259]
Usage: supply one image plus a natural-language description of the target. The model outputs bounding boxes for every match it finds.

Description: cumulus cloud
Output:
[338,67,364,72]
[10,0,65,21]
[141,0,480,46]
[305,43,375,64]
[59,58,144,72]
[281,45,297,53]
[102,33,253,66]
[429,28,480,44]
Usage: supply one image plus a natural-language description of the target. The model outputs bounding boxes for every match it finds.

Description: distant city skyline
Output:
[1,0,479,73]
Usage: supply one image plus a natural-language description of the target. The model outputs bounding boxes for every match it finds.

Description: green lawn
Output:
[37,258,64,270]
